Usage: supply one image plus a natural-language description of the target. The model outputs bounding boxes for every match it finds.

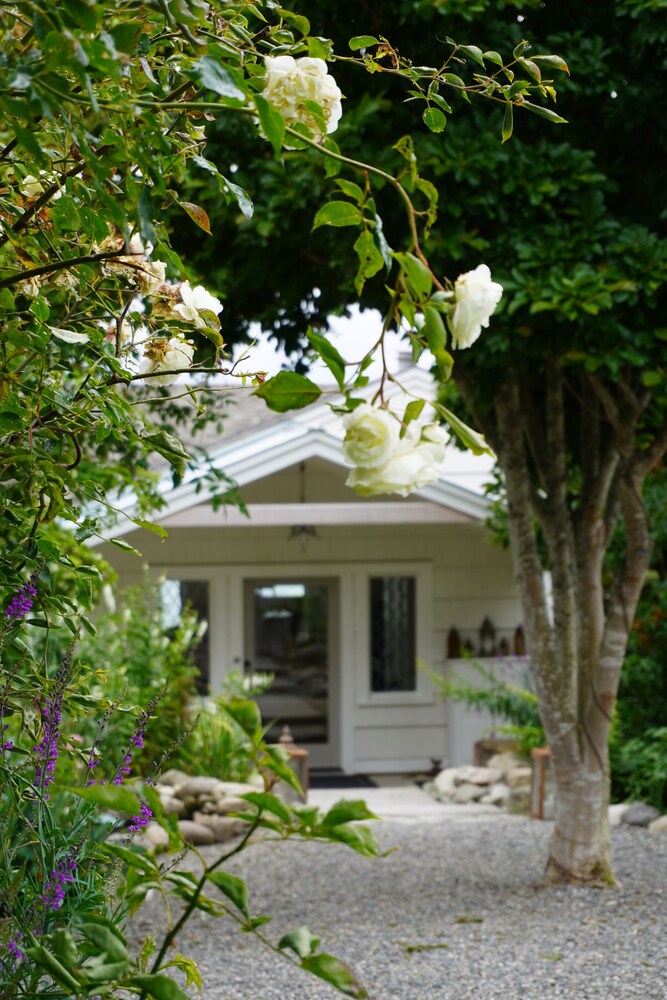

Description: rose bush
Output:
[447,264,504,350]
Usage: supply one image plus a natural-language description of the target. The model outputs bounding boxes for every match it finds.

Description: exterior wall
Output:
[100,516,523,772]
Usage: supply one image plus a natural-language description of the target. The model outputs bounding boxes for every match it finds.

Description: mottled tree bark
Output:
[456,359,667,886]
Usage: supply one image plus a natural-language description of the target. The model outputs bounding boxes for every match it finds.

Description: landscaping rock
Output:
[144,822,169,850]
[431,768,459,799]
[214,795,253,816]
[621,802,661,828]
[479,782,510,807]
[506,766,532,789]
[455,765,502,786]
[161,796,187,818]
[158,768,190,787]
[486,751,522,779]
[452,782,486,805]
[608,803,631,827]
[178,819,216,845]
[507,787,531,816]
[648,815,667,833]
[213,781,261,799]
[175,776,224,798]
[192,812,249,842]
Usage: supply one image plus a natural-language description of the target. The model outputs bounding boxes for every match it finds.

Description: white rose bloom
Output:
[173,281,223,329]
[262,55,343,140]
[448,264,503,349]
[139,337,195,385]
[345,414,448,498]
[342,404,399,469]
[137,259,167,296]
[20,174,46,199]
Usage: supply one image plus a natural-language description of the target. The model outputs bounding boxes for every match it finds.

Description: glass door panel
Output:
[248,581,330,746]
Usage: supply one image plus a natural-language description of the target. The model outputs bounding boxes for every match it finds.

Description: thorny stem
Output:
[0,250,132,289]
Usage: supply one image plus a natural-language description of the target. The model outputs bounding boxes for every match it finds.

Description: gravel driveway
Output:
[130,812,667,999]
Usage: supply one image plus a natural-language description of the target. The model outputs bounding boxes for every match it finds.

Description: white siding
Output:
[100,502,523,772]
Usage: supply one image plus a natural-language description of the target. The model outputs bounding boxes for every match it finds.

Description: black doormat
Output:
[309,772,377,789]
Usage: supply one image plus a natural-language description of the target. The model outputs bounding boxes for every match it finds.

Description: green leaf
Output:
[49,929,78,968]
[67,783,142,815]
[422,107,446,133]
[131,518,168,540]
[483,50,503,66]
[433,402,492,456]
[279,926,320,958]
[224,177,254,220]
[502,102,514,143]
[459,44,485,67]
[78,918,128,963]
[222,696,263,735]
[242,791,293,824]
[25,944,82,993]
[307,330,346,389]
[254,93,286,156]
[190,57,245,100]
[641,370,664,387]
[130,974,191,1000]
[321,799,378,828]
[254,371,321,412]
[423,303,452,379]
[520,101,567,124]
[143,429,192,477]
[108,537,142,555]
[353,230,384,296]
[349,35,379,51]
[98,842,160,876]
[404,399,426,427]
[312,201,363,230]
[532,54,570,74]
[206,870,250,916]
[326,823,379,858]
[393,252,433,301]
[300,954,368,998]
[334,178,365,202]
[506,79,531,100]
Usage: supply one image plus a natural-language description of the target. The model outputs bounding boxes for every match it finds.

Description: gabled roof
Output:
[98,365,495,539]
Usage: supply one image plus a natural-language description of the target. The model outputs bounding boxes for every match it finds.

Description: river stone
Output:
[161,796,187,818]
[175,776,224,799]
[507,766,532,789]
[456,765,502,786]
[158,768,190,787]
[621,802,661,827]
[487,751,522,779]
[648,814,667,833]
[192,812,248,842]
[215,795,255,816]
[144,822,169,849]
[452,782,486,804]
[178,819,216,845]
[213,781,260,799]
[479,782,510,807]
[431,767,459,799]
[608,803,631,827]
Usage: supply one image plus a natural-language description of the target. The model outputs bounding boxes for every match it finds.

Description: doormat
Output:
[309,772,378,789]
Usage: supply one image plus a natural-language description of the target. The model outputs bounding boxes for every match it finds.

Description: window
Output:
[161,579,210,694]
[369,576,416,692]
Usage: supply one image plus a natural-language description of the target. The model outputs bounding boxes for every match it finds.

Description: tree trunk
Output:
[546,746,614,886]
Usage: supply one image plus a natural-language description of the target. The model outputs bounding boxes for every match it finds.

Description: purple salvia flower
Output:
[4,580,37,620]
[126,801,152,836]
[111,691,161,786]
[39,854,77,912]
[34,649,74,796]
[6,938,23,963]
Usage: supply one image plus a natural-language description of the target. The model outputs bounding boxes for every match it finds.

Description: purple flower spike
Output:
[127,801,153,835]
[39,855,77,912]
[7,939,23,963]
[34,650,74,795]
[4,580,37,620]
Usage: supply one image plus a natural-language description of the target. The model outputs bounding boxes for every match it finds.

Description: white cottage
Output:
[97,367,528,774]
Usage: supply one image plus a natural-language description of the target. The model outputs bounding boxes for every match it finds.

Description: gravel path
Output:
[131,814,667,1000]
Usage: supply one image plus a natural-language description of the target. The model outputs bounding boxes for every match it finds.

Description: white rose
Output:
[173,281,223,329]
[139,337,195,385]
[345,417,448,497]
[447,264,503,349]
[20,174,45,199]
[137,259,167,296]
[262,55,343,141]
[342,404,399,469]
